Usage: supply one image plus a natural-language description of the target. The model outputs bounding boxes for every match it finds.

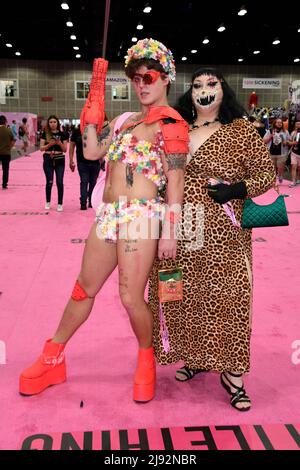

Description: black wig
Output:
[175,67,246,124]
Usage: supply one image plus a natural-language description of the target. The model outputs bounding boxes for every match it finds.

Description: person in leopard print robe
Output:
[148,67,276,411]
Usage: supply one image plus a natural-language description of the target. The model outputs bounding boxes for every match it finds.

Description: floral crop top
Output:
[105,130,166,191]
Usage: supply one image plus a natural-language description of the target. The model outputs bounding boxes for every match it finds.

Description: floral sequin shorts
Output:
[95,197,164,242]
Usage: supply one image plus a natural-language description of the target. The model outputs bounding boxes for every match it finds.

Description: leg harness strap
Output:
[71,280,94,301]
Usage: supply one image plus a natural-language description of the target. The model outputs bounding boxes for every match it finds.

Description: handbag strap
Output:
[273,181,280,195]
[273,182,288,198]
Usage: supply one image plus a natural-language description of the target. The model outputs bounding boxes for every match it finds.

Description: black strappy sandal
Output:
[220,371,251,412]
[175,365,204,382]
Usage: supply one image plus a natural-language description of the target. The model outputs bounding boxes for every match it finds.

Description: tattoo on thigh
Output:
[120,272,128,282]
[119,267,129,291]
[119,281,129,290]
[166,153,187,171]
[125,245,138,253]
[125,239,138,253]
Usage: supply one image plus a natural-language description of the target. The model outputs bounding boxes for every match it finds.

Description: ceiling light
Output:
[136,23,143,30]
[191,49,197,54]
[182,57,187,61]
[272,39,280,45]
[6,43,12,47]
[298,28,300,33]
[238,7,247,16]
[61,2,69,10]
[131,37,137,42]
[202,38,209,44]
[143,4,152,13]
[70,35,76,40]
[294,58,300,63]
[253,50,260,54]
[238,58,244,62]
[66,21,73,27]
[15,52,21,56]
[217,25,226,32]
[76,54,81,59]
[73,46,79,50]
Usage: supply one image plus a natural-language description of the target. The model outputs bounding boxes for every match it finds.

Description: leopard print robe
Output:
[148,119,276,373]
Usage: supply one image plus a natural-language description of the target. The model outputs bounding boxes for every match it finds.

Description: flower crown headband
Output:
[125,38,176,81]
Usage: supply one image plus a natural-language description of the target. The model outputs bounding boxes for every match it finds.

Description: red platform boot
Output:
[133,346,156,403]
[19,339,66,395]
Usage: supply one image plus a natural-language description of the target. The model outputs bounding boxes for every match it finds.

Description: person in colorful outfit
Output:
[148,67,276,411]
[19,39,189,403]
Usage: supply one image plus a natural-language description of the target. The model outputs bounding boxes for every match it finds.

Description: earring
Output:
[192,107,196,119]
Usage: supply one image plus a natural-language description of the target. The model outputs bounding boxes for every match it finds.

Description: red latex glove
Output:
[80,58,108,134]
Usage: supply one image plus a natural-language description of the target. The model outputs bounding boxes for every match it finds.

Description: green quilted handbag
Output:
[242,194,289,228]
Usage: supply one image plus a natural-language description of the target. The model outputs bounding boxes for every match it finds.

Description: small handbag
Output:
[242,193,289,229]
[158,267,183,353]
[158,267,183,302]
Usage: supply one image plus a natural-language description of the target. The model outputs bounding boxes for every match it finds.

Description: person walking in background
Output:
[19,118,30,156]
[69,124,102,210]
[11,120,18,141]
[288,120,300,187]
[263,118,290,183]
[0,115,15,189]
[40,115,69,212]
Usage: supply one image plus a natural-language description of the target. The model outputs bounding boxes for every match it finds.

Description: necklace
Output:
[190,118,220,130]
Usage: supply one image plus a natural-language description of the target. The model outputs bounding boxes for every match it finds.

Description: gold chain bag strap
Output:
[158,267,183,353]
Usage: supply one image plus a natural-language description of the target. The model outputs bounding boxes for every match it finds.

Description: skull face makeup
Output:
[192,74,223,112]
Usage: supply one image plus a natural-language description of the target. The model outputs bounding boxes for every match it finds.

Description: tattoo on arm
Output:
[165,153,187,171]
[83,126,95,141]
[83,127,88,141]
[82,124,109,149]
[83,124,97,139]
[97,125,110,145]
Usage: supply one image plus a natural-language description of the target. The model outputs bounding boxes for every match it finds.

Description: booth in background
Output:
[3,112,37,146]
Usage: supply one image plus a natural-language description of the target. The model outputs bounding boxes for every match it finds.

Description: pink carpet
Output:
[0,151,299,450]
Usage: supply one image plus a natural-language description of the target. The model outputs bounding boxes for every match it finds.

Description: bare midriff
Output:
[103,162,159,202]
[103,123,166,203]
